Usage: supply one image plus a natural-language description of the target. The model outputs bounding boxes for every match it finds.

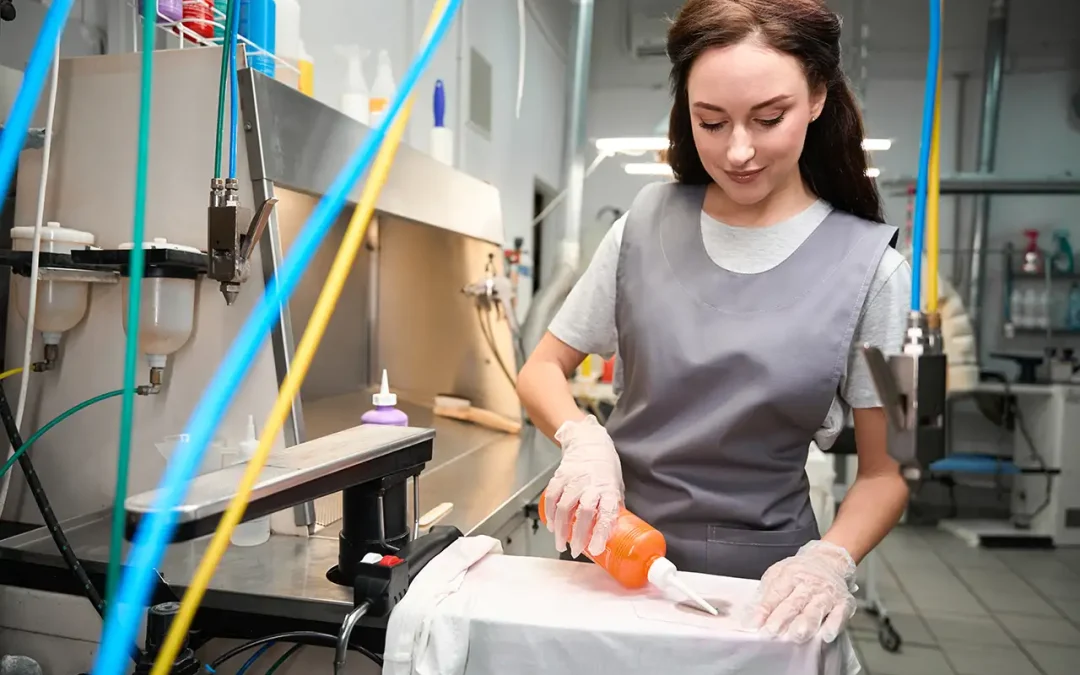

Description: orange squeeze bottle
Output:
[538,490,718,615]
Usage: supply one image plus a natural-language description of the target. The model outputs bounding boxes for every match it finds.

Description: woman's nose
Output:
[727,128,756,166]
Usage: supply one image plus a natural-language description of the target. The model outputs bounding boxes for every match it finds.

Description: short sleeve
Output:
[547,214,625,357]
[841,247,912,409]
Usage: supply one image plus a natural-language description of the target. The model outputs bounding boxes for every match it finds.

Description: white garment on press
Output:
[383,535,504,675]
[384,553,861,675]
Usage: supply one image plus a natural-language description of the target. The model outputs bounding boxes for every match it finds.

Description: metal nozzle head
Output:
[220,282,240,306]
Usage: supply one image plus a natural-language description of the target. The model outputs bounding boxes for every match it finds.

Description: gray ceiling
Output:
[618,0,1080,78]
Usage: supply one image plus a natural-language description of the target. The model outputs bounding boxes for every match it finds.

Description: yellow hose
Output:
[0,368,23,382]
[149,4,449,671]
[926,40,943,313]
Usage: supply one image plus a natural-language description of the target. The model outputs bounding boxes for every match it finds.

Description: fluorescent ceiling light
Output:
[624,162,674,176]
[597,136,669,154]
[602,136,892,154]
[623,162,878,179]
[862,138,893,151]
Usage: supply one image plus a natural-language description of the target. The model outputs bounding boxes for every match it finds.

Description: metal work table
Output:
[0,406,559,626]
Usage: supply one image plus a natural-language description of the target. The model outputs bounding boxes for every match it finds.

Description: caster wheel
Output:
[878,618,902,653]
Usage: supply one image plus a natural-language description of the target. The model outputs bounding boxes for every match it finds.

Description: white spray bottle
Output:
[335,45,370,125]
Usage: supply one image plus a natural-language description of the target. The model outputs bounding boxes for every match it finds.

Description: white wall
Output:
[299,0,570,314]
[0,0,108,69]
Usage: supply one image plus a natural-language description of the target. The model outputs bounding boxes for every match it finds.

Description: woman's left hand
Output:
[743,541,858,643]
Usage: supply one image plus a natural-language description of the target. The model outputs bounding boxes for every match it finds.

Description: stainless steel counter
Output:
[0,406,559,625]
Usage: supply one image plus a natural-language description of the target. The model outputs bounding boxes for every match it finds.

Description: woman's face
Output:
[687,38,826,206]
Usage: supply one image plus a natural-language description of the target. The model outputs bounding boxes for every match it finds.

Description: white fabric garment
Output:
[401,555,862,675]
[382,535,504,675]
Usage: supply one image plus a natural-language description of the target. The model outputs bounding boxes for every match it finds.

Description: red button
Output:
[379,555,404,567]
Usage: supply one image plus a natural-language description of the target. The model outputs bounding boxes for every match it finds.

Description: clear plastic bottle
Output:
[1009,287,1025,332]
[537,491,717,615]
[1035,289,1050,329]
[231,416,271,547]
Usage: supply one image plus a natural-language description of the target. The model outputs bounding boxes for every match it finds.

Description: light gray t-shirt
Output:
[549,199,912,449]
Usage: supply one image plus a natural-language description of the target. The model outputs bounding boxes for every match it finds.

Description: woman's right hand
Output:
[544,415,624,558]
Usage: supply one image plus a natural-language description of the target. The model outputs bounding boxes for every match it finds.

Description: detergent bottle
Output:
[538,490,717,615]
[362,370,409,427]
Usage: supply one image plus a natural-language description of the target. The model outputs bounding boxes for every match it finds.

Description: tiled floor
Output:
[850,526,1080,674]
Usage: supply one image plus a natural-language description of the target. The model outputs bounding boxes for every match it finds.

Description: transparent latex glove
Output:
[543,415,624,558]
[743,540,858,644]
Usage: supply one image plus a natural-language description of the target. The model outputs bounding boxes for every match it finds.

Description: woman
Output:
[517,0,912,646]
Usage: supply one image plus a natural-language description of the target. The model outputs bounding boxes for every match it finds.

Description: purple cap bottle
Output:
[361,369,409,427]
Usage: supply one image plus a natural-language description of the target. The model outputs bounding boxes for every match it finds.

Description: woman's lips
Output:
[725,168,764,184]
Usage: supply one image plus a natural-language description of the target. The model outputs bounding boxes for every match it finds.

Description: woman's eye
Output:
[698,120,725,132]
[758,114,786,127]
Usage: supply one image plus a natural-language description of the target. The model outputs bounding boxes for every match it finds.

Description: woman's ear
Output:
[810,86,828,123]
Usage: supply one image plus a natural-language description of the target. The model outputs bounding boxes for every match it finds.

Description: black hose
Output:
[0,383,143,664]
[210,631,383,670]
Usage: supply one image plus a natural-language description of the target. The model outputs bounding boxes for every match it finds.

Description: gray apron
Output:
[605,183,895,580]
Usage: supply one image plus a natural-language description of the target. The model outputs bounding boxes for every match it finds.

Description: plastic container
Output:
[362,370,409,426]
[180,0,215,42]
[1052,230,1075,275]
[369,49,396,127]
[1022,229,1044,275]
[537,491,717,614]
[119,239,198,368]
[156,434,226,477]
[336,46,370,124]
[430,80,454,166]
[231,416,272,547]
[11,222,96,344]
[239,0,276,77]
[142,0,184,23]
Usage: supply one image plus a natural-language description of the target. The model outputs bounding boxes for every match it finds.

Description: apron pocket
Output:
[704,524,818,580]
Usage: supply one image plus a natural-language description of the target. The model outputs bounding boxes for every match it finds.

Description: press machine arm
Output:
[863,311,948,475]
[123,425,464,671]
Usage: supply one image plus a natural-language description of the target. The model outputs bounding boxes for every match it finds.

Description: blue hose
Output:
[236,642,275,675]
[910,0,943,311]
[91,2,462,672]
[227,0,241,179]
[0,0,75,205]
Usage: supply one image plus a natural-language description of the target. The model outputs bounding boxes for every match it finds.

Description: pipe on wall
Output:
[519,0,593,359]
[966,0,1008,341]
[951,71,970,283]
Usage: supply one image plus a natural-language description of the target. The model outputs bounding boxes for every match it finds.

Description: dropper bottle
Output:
[538,491,717,615]
[361,369,409,427]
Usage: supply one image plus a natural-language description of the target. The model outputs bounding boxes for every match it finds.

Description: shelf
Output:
[1010,272,1080,282]
[882,173,1080,195]
[1006,326,1080,336]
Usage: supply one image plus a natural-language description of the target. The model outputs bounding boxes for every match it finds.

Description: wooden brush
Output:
[433,394,521,434]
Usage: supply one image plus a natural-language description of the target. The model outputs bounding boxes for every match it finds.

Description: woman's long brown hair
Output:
[665,0,885,223]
